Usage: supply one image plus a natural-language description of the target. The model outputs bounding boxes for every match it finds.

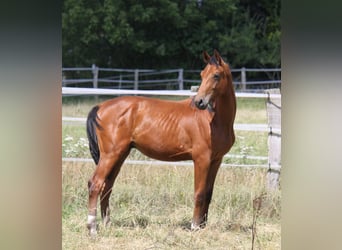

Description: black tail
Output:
[86,106,102,165]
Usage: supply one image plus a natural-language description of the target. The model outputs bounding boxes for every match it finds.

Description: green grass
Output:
[62,96,280,249]
[235,97,267,124]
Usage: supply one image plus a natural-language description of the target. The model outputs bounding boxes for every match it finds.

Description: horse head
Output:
[194,50,232,110]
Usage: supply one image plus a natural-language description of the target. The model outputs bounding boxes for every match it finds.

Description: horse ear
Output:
[203,51,211,63]
[214,49,223,65]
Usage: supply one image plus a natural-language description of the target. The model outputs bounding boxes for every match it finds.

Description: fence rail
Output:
[62,157,268,169]
[62,65,281,92]
[62,115,273,167]
[62,87,281,100]
[62,87,281,188]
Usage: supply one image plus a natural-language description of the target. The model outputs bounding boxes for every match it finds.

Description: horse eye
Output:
[213,74,220,80]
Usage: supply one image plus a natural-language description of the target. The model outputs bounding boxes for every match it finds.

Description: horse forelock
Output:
[209,56,219,66]
[208,56,231,76]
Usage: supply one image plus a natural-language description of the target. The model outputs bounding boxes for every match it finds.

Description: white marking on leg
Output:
[87,215,96,225]
[87,215,97,236]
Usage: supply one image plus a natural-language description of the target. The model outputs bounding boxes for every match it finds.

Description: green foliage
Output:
[63,0,280,69]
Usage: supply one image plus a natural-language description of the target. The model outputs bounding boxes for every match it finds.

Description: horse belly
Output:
[135,144,192,161]
[132,128,193,162]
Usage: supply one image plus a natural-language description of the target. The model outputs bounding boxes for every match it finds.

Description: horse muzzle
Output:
[194,95,211,110]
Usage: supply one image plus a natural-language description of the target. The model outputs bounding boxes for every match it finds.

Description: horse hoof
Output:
[87,224,97,236]
[89,228,97,237]
[191,221,207,231]
[191,223,201,231]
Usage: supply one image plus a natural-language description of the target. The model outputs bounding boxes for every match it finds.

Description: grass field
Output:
[62,96,280,249]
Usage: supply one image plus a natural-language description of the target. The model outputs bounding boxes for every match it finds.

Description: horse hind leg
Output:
[87,146,130,236]
[100,151,129,228]
[99,174,115,227]
[87,155,114,236]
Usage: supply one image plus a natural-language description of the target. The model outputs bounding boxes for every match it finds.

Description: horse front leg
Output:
[202,158,222,223]
[191,157,222,230]
[191,155,211,230]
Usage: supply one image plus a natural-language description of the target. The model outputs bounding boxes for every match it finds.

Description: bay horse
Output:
[86,50,236,235]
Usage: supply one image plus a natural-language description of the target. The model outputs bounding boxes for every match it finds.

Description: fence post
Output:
[134,69,139,90]
[241,67,246,91]
[178,68,184,90]
[92,64,99,88]
[119,75,122,89]
[265,89,281,190]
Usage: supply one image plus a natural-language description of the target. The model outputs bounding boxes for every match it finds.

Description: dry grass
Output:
[62,96,280,249]
[62,162,280,249]
[235,97,267,124]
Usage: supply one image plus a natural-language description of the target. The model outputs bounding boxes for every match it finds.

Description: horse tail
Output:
[86,105,102,165]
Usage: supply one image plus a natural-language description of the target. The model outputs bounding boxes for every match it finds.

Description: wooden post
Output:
[265,89,281,190]
[134,69,139,90]
[92,64,98,89]
[190,86,199,92]
[178,68,184,90]
[241,67,246,91]
[119,74,122,89]
[92,64,99,102]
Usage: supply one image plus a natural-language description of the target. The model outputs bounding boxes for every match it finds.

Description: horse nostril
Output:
[195,98,207,110]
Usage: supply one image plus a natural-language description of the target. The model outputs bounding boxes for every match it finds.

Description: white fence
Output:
[62,87,281,178]
[62,65,281,92]
[62,86,281,102]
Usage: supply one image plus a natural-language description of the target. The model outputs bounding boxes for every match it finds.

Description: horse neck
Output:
[213,82,236,129]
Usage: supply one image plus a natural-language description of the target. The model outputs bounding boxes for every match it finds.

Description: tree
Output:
[62,0,280,69]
